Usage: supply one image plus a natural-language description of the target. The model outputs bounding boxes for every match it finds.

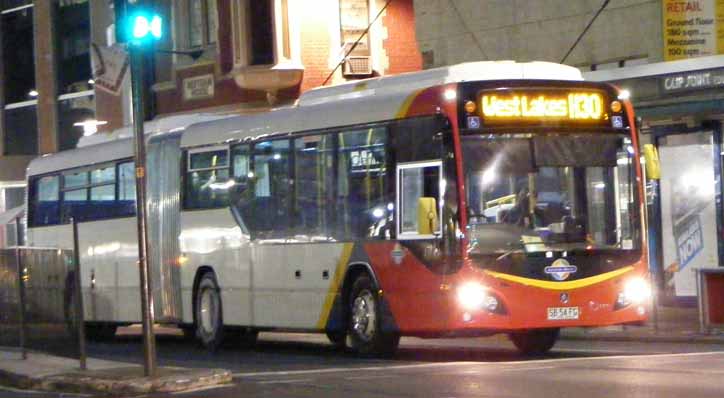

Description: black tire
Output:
[194,272,224,351]
[326,331,346,348]
[347,275,400,357]
[509,328,560,355]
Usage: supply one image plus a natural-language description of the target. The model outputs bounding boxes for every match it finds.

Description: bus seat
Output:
[417,197,438,235]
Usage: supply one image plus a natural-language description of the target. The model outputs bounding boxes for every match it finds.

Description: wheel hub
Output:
[351,290,376,341]
[200,288,218,335]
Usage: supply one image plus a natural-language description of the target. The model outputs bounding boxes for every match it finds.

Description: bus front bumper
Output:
[442,269,651,333]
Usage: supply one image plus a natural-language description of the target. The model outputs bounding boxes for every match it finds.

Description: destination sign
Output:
[480,91,605,122]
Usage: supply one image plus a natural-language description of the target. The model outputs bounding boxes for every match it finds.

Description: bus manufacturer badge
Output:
[544,258,578,281]
[391,243,405,265]
[560,292,569,304]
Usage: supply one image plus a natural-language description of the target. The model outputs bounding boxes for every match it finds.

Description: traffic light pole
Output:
[129,43,157,378]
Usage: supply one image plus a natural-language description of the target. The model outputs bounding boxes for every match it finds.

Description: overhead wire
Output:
[560,0,612,64]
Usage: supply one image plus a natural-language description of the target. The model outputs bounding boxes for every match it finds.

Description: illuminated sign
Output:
[480,92,604,121]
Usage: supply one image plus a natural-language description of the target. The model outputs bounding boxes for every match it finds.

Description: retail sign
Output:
[182,74,214,101]
[660,68,724,92]
[91,44,129,96]
[662,0,724,61]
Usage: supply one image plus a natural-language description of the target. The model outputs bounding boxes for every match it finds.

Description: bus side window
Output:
[185,147,231,209]
[251,140,291,239]
[61,170,89,223]
[31,175,60,226]
[117,161,136,217]
[293,135,334,240]
[397,162,442,238]
[336,127,389,240]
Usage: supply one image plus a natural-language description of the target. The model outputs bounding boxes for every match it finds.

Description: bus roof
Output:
[28,61,583,177]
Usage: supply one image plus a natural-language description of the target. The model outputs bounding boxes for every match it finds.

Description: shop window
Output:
[3,104,37,155]
[1,4,34,104]
[189,0,218,48]
[339,0,372,76]
[58,95,96,151]
[231,0,290,67]
[55,0,91,95]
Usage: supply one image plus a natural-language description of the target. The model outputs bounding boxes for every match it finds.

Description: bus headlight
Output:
[617,277,651,308]
[457,282,487,311]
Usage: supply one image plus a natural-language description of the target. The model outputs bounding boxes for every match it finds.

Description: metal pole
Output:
[129,43,157,378]
[14,217,26,360]
[71,218,87,370]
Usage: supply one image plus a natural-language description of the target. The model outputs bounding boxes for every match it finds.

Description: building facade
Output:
[0,0,422,246]
[414,0,724,303]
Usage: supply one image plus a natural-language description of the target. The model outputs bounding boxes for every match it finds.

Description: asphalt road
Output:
[3,332,724,398]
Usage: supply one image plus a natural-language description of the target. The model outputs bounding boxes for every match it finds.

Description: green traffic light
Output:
[132,15,150,39]
[128,12,163,43]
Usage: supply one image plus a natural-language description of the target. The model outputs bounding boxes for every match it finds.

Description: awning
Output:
[0,205,25,226]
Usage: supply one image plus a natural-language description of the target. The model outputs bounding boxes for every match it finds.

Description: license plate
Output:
[547,306,579,320]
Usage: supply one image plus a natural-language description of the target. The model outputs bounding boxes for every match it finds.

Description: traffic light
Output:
[114,0,163,45]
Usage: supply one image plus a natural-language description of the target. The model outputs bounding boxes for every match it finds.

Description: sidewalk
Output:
[560,305,724,343]
[0,349,231,396]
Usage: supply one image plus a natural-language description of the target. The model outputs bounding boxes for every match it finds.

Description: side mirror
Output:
[417,197,439,235]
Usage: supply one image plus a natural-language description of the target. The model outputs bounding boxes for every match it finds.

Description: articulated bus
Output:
[25,61,650,356]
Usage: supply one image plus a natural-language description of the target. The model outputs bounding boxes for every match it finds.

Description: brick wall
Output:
[382,0,422,75]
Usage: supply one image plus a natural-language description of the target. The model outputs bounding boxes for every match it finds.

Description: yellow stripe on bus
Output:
[395,89,423,119]
[316,243,355,330]
[483,266,634,291]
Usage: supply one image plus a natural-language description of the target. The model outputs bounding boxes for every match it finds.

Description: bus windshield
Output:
[462,133,638,255]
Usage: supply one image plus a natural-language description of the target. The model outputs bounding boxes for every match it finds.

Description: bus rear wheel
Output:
[195,272,224,351]
[347,275,399,357]
[508,328,559,355]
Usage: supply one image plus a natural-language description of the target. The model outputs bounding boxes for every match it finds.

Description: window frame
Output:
[187,0,218,49]
[396,160,444,240]
[183,145,232,210]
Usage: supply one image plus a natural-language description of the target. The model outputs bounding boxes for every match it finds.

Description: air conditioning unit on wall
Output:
[343,56,373,77]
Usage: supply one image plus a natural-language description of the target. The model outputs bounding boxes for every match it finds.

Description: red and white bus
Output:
[25,61,650,355]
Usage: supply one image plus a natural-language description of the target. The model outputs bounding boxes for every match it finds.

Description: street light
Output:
[121,1,164,379]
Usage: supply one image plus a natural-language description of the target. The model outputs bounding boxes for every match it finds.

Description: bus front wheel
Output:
[346,275,399,357]
[195,272,224,351]
[508,328,559,355]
